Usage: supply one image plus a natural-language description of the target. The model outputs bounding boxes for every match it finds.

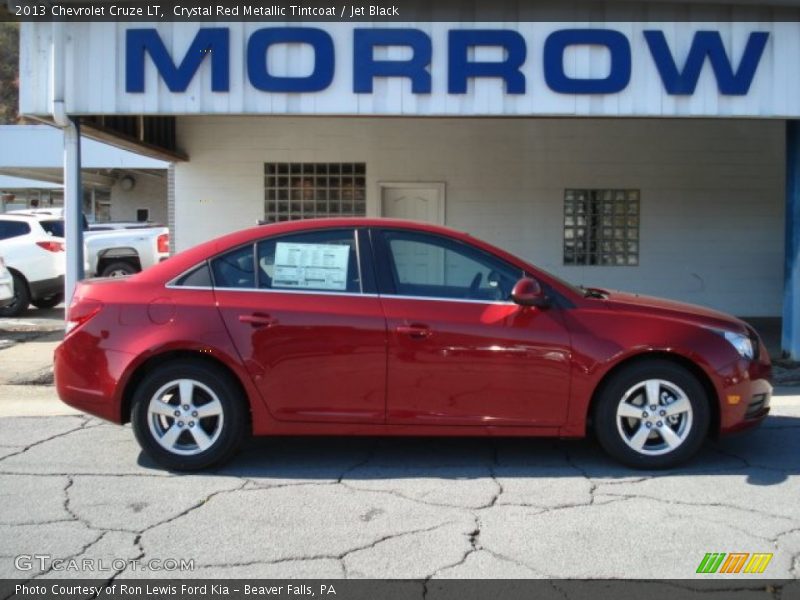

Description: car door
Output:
[373,228,572,427]
[213,228,387,423]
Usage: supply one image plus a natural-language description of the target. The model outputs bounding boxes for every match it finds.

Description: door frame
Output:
[377,181,446,225]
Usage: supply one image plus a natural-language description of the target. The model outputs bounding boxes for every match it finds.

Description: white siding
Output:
[109,174,168,224]
[174,116,784,317]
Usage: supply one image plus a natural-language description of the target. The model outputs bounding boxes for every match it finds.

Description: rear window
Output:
[40,220,65,237]
[174,263,212,288]
[0,220,31,240]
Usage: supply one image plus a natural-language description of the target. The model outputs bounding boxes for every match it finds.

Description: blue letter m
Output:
[644,30,768,96]
[126,28,229,93]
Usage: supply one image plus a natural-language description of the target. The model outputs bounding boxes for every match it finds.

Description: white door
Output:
[380,184,444,224]
[380,184,446,286]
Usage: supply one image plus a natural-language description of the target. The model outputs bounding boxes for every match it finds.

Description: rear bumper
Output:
[54,332,133,423]
[29,275,64,301]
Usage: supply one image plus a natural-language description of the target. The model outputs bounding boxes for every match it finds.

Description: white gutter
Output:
[50,21,84,310]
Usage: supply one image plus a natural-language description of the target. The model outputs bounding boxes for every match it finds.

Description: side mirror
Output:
[511,277,548,308]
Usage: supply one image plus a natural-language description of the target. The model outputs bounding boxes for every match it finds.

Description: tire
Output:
[593,359,710,469]
[0,272,31,318]
[31,294,64,309]
[100,261,138,278]
[131,360,248,471]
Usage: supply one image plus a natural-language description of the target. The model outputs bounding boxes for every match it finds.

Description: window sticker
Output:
[273,242,350,291]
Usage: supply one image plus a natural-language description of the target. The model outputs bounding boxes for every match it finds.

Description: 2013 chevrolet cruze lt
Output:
[54,219,772,470]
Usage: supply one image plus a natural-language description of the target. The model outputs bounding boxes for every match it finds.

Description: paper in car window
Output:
[273,242,350,290]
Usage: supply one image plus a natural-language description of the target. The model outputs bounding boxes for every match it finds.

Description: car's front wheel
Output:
[594,360,710,469]
[131,360,248,471]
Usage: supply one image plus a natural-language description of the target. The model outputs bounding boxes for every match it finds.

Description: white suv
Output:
[0,213,66,317]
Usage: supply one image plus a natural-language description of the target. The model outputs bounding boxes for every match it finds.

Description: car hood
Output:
[595,289,748,332]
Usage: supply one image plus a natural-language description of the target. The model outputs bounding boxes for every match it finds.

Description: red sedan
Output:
[54,218,772,470]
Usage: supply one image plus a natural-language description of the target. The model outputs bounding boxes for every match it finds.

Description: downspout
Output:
[50,21,84,310]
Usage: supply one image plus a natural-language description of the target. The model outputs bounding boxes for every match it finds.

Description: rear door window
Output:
[0,220,31,240]
[257,229,360,294]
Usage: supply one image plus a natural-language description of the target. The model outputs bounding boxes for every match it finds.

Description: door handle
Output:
[238,313,277,328]
[396,324,431,339]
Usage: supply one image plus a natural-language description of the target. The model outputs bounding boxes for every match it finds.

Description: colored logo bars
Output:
[696,553,773,574]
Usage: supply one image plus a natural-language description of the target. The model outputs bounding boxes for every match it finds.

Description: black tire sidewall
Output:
[594,360,711,469]
[0,272,30,317]
[31,294,63,309]
[131,360,248,471]
[101,261,138,277]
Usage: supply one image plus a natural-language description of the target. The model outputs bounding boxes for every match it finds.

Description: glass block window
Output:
[563,189,640,266]
[264,163,366,223]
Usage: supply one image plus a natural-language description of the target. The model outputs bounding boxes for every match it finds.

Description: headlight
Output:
[710,329,755,360]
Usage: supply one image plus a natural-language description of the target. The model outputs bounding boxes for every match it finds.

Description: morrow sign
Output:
[126,27,769,96]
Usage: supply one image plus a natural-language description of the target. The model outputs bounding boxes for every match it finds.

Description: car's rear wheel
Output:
[31,294,63,309]
[0,272,30,318]
[131,360,248,471]
[594,360,710,469]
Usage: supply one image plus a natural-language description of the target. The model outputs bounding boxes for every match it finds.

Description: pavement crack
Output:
[562,444,597,505]
[336,442,378,483]
[0,421,91,464]
[601,490,800,524]
[194,521,459,571]
[483,442,504,509]
[339,481,477,510]
[139,480,249,535]
[425,515,480,580]
[30,530,108,581]
[708,444,790,475]
[104,533,146,583]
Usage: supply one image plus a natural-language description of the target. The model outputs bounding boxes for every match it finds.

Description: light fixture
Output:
[119,175,136,191]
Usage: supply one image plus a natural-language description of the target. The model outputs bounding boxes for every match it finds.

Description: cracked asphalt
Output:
[1,309,799,582]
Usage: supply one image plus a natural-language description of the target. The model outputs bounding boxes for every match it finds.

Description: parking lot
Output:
[1,308,799,582]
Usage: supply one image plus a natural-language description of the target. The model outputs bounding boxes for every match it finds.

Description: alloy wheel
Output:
[147,378,224,456]
[615,378,694,456]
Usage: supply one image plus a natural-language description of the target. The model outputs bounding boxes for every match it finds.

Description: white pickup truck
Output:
[6,209,170,278]
[85,224,170,277]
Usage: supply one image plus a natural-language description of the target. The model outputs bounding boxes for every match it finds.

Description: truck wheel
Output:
[0,272,30,318]
[100,261,138,278]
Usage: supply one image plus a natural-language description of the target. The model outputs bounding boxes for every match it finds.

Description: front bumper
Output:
[716,357,772,434]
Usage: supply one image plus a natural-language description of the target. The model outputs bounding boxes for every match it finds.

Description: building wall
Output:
[110,174,168,224]
[174,116,784,316]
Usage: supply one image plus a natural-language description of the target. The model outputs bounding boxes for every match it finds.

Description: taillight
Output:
[37,241,65,252]
[65,297,103,334]
[157,233,169,254]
